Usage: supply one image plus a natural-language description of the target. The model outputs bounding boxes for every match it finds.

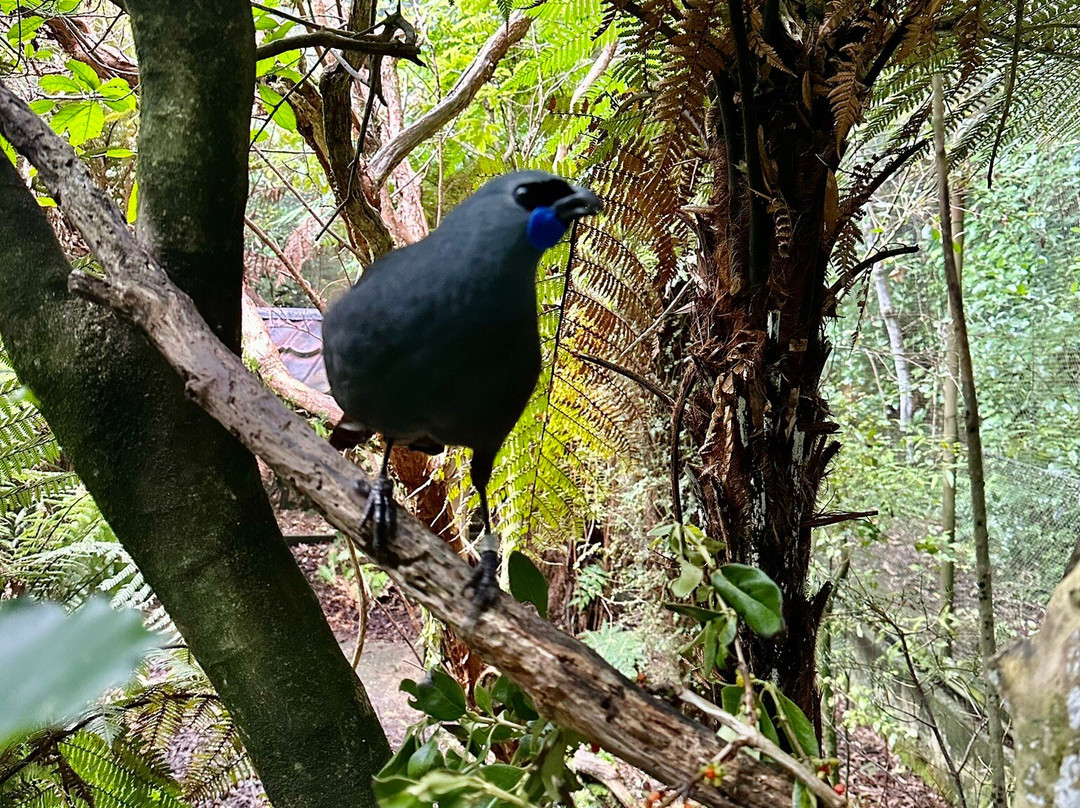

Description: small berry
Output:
[704,765,716,780]
[644,791,662,807]
[636,671,648,684]
[834,783,847,796]
[590,743,601,754]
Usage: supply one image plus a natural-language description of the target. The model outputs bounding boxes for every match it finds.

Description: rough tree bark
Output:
[998,560,1080,808]
[683,52,840,728]
[0,78,844,808]
[647,0,939,726]
[0,4,391,807]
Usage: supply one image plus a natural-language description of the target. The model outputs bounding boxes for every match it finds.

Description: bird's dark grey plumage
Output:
[322,170,601,607]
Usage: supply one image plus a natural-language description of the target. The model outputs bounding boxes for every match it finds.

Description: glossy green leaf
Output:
[401,669,466,721]
[792,779,817,808]
[66,58,101,89]
[0,597,156,746]
[710,563,785,637]
[474,683,493,715]
[508,550,548,618]
[97,77,136,112]
[7,15,44,45]
[406,738,443,778]
[768,687,820,757]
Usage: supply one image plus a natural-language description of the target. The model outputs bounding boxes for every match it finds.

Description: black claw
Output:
[361,477,396,557]
[464,550,501,611]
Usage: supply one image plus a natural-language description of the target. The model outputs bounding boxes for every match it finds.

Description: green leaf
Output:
[126,179,138,223]
[1,134,14,166]
[480,764,526,790]
[767,687,819,757]
[474,683,493,715]
[508,550,547,618]
[0,597,156,746]
[664,602,728,622]
[7,15,44,45]
[50,100,105,146]
[792,780,817,808]
[406,738,443,778]
[401,669,466,721]
[66,58,101,89]
[257,84,297,132]
[376,732,420,780]
[105,148,135,159]
[710,564,785,637]
[491,674,538,721]
[702,618,720,677]
[39,74,83,95]
[97,77,136,112]
[28,98,55,115]
[719,685,780,747]
[720,684,743,717]
[669,560,703,598]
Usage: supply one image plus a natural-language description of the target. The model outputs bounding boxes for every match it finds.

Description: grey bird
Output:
[322,170,602,607]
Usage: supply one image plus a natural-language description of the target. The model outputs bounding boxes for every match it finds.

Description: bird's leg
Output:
[359,439,396,557]
[464,486,501,610]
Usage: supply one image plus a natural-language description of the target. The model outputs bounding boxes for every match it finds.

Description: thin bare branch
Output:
[245,215,327,311]
[255,30,422,62]
[367,13,532,189]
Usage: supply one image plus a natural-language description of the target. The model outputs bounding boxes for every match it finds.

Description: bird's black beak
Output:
[553,185,603,225]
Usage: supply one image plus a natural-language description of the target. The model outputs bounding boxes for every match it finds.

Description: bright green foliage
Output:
[578,623,646,677]
[0,347,74,513]
[377,672,583,808]
[709,564,785,639]
[0,598,156,746]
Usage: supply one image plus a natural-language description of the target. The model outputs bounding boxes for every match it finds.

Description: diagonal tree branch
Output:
[367,13,532,190]
[0,79,838,808]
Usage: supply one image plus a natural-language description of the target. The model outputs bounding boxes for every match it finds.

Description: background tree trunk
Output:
[932,73,1007,808]
[940,183,965,656]
[872,263,914,427]
[0,3,392,806]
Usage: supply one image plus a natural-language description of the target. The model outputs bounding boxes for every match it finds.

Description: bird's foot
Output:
[360,476,396,557]
[464,548,501,612]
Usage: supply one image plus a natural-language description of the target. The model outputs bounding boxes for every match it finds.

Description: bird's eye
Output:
[513,179,574,211]
[513,185,533,208]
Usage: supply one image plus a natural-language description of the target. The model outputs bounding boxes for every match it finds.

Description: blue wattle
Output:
[526,206,567,250]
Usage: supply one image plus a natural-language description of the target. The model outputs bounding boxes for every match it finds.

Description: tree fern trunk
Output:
[683,78,839,724]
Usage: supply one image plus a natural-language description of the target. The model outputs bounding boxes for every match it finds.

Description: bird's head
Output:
[476,170,603,251]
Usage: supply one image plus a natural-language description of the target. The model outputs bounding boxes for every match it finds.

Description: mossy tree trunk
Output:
[0,3,390,806]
